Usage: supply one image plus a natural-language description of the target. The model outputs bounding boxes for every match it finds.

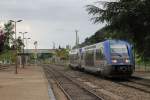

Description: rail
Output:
[44,65,104,100]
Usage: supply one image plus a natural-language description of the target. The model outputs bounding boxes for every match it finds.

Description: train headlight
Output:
[112,59,117,63]
[125,59,130,63]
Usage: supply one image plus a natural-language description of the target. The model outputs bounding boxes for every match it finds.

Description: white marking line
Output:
[48,84,56,100]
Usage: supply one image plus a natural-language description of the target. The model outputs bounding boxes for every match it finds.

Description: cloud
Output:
[0,0,105,49]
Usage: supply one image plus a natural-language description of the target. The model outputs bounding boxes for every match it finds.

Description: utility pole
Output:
[10,20,22,74]
[52,42,55,49]
[77,33,79,45]
[19,32,28,68]
[75,30,79,47]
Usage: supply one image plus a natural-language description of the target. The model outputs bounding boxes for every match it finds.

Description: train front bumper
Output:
[104,65,134,77]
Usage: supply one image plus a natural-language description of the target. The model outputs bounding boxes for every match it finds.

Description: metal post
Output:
[10,20,22,74]
[52,42,55,49]
[34,41,38,65]
[19,32,27,68]
[14,22,18,74]
[22,33,25,68]
[24,37,31,65]
[75,30,78,46]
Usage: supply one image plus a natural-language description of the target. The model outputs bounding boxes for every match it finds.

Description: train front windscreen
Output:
[110,44,130,64]
[110,44,128,54]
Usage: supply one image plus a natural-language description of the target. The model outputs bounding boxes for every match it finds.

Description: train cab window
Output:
[110,44,128,54]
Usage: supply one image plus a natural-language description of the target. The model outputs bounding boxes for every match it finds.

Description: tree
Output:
[55,48,69,60]
[0,22,24,63]
[0,33,4,52]
[86,0,150,60]
[0,28,5,52]
[3,21,15,50]
[16,36,24,52]
[2,21,24,51]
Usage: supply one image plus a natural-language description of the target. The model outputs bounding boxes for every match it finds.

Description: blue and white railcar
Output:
[69,40,134,77]
[69,49,80,68]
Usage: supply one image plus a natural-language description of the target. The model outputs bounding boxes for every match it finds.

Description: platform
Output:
[0,65,53,100]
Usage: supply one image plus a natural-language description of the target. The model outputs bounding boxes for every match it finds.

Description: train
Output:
[69,40,135,78]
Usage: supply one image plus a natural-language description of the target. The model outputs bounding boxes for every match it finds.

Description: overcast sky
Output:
[0,0,106,49]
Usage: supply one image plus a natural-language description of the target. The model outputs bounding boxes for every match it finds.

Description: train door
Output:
[95,47,105,71]
[78,48,82,67]
[69,54,73,65]
[76,53,80,66]
[72,53,79,67]
[81,52,84,66]
[84,49,95,67]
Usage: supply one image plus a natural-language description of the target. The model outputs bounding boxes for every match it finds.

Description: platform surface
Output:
[0,65,50,100]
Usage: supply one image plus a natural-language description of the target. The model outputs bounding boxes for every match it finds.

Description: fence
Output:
[135,64,150,72]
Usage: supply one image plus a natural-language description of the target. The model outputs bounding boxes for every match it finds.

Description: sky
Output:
[0,0,107,49]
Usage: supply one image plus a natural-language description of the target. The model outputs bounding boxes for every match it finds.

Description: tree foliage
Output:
[0,21,24,52]
[16,36,24,52]
[86,0,150,60]
[0,32,4,52]
[0,21,24,63]
[55,48,69,60]
[3,21,15,49]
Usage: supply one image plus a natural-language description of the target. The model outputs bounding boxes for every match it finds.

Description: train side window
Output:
[96,49,104,60]
[75,54,78,60]
[81,53,83,60]
[70,55,74,63]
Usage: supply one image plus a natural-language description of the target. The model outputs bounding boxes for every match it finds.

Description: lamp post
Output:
[24,37,31,49]
[24,37,31,65]
[75,30,79,47]
[10,20,22,74]
[34,41,38,65]
[52,41,55,49]
[19,32,27,68]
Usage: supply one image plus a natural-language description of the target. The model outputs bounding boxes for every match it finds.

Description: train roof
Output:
[69,49,79,54]
[81,39,127,50]
[70,40,131,53]
[106,39,130,44]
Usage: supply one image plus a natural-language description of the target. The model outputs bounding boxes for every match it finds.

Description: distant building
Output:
[24,49,56,54]
[18,49,56,65]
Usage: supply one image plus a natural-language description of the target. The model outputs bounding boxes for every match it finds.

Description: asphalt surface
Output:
[0,65,50,100]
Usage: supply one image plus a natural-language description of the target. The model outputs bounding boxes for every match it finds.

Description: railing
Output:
[135,64,150,72]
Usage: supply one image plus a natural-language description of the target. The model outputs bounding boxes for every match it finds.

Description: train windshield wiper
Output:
[114,53,122,57]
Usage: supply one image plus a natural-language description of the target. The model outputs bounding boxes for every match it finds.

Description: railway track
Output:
[69,65,150,94]
[63,65,150,99]
[113,77,150,94]
[43,65,103,100]
[43,64,150,100]
[130,76,150,87]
